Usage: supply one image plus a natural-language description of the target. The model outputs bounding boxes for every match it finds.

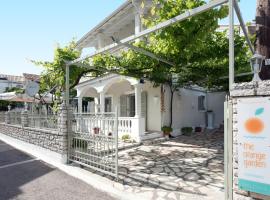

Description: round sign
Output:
[25,81,39,97]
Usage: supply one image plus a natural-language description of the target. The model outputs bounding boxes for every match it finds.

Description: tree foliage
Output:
[92,0,251,90]
[32,41,103,106]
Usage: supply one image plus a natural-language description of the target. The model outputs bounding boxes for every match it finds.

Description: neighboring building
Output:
[0,73,40,93]
[75,0,226,142]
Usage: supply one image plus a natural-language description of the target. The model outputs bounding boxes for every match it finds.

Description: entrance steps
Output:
[141,131,163,140]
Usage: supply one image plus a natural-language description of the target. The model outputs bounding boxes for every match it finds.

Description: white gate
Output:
[69,112,118,179]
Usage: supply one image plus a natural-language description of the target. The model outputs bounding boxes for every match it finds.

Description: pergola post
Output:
[229,0,235,91]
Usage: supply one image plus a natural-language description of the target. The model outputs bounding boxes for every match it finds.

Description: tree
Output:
[92,0,251,127]
[32,41,103,110]
[256,0,270,80]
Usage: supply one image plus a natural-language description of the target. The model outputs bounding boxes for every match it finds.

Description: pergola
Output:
[65,1,254,199]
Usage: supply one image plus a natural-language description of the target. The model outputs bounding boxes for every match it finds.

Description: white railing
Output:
[9,111,22,125]
[118,117,134,135]
[72,112,145,141]
[0,111,5,123]
[28,114,58,130]
[72,113,116,136]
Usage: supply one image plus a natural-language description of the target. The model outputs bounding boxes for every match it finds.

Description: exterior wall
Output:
[142,82,161,132]
[231,81,270,200]
[171,88,206,135]
[0,104,69,162]
[162,85,226,136]
[207,91,227,128]
[0,123,66,154]
[0,79,23,93]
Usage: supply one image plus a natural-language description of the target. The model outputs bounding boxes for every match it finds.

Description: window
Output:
[120,94,135,117]
[198,95,206,111]
[105,97,112,112]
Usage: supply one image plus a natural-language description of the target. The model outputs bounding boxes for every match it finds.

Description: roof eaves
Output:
[76,0,132,49]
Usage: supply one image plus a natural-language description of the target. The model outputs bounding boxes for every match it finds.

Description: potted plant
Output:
[93,127,100,134]
[121,134,131,142]
[161,126,173,138]
[195,127,202,133]
[181,127,193,136]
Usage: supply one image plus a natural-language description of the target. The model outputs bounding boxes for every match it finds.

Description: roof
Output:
[23,73,40,82]
[76,0,133,49]
[76,0,152,50]
[0,74,24,83]
[0,73,40,83]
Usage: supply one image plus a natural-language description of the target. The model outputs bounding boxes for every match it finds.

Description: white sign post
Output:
[237,97,270,196]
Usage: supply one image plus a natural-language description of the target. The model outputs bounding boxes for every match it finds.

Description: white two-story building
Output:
[75,0,226,142]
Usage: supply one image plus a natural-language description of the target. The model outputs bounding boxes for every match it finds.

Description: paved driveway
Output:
[0,140,116,200]
[118,130,224,199]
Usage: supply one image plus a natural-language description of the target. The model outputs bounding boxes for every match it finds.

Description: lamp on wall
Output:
[250,53,265,82]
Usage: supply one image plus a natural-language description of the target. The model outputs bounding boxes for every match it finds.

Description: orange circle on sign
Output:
[245,118,264,134]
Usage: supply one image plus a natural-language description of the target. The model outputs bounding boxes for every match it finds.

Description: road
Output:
[0,140,117,200]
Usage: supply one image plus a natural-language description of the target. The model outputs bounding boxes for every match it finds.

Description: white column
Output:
[78,97,82,113]
[134,84,142,117]
[100,92,105,113]
[94,97,99,114]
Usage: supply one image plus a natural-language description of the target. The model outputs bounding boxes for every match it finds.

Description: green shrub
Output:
[181,127,193,136]
[161,126,173,133]
[121,134,131,141]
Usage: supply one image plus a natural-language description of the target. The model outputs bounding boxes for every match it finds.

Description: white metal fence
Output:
[28,114,58,130]
[70,112,118,179]
[9,111,22,125]
[0,112,5,123]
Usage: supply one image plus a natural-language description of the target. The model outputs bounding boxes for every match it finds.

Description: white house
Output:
[75,0,226,142]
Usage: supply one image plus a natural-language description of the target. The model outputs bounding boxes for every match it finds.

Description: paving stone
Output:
[171,167,180,173]
[151,167,164,173]
[184,172,200,181]
[117,131,224,199]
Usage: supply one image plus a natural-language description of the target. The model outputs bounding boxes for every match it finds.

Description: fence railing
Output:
[118,117,134,135]
[70,112,118,178]
[72,113,116,136]
[0,112,5,123]
[9,111,22,125]
[28,114,58,130]
[0,111,57,130]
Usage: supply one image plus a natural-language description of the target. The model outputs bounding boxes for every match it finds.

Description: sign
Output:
[25,81,39,97]
[237,97,270,196]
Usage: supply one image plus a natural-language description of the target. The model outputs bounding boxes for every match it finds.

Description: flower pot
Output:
[93,127,100,134]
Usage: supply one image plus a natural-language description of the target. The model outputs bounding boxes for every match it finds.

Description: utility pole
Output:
[256,0,270,80]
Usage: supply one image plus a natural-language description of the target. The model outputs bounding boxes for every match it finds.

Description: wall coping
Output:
[230,80,270,97]
[0,123,59,135]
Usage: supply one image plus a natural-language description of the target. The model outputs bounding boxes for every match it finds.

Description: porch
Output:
[75,74,161,142]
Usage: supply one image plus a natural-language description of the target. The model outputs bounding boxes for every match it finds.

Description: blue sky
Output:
[0,0,256,76]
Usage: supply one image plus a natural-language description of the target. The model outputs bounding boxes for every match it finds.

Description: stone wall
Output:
[0,104,69,157]
[231,81,270,200]
[0,123,66,154]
